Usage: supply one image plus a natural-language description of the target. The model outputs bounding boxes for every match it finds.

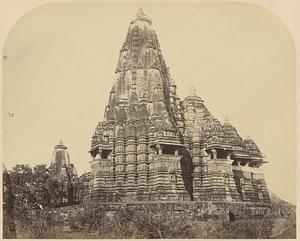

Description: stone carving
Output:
[88,9,270,204]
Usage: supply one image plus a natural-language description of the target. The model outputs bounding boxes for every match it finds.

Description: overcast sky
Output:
[3,3,296,204]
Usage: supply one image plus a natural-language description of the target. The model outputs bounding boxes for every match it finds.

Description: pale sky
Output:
[2,3,296,204]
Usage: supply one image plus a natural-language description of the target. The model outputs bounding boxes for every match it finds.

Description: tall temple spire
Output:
[105,9,181,126]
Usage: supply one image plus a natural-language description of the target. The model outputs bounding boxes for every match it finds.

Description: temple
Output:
[89,9,270,204]
[49,140,78,204]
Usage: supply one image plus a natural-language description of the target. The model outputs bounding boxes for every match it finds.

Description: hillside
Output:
[269,191,296,239]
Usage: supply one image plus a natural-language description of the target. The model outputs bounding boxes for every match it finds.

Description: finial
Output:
[246,134,251,139]
[224,116,229,123]
[189,86,197,96]
[137,8,144,15]
[55,140,67,149]
[131,8,152,25]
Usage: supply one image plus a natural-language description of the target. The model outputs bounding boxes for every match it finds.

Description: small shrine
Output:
[49,140,78,205]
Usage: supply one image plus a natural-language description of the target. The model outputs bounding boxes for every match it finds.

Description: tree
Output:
[45,176,64,207]
[9,164,34,208]
[3,165,16,238]
[32,164,51,208]
[9,164,54,209]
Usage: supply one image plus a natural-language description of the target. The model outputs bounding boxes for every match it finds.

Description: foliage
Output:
[9,164,51,209]
[130,208,193,239]
[66,206,193,239]
[10,164,35,212]
[68,205,106,238]
[45,176,64,206]
[14,208,64,239]
[3,169,16,238]
[8,164,63,237]
[204,218,274,239]
[8,163,79,209]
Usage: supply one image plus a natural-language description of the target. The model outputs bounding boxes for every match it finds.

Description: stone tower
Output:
[89,9,270,204]
[49,140,78,204]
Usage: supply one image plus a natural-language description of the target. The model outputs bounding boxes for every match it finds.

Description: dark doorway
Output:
[229,211,235,222]
[162,144,176,155]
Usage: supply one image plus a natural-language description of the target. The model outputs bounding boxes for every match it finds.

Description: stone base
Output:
[82,198,271,221]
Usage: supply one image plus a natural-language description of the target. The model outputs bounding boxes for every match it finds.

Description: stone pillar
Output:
[147,147,157,201]
[125,134,137,200]
[107,152,115,199]
[115,136,125,196]
[136,135,148,200]
[211,149,217,159]
[147,128,155,200]
[92,153,105,200]
[191,135,202,201]
[158,144,163,155]
[107,131,115,192]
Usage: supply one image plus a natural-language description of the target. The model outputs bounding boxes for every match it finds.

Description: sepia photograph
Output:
[1,1,297,239]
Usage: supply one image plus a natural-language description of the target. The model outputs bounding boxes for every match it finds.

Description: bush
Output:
[14,208,64,238]
[68,206,193,239]
[130,208,193,239]
[68,205,106,238]
[200,218,274,239]
[12,204,277,239]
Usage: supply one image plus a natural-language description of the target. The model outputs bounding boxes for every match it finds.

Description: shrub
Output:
[203,218,274,239]
[68,206,193,239]
[68,205,106,238]
[129,208,193,239]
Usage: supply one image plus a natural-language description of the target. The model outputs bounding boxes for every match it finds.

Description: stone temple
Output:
[49,140,78,204]
[89,9,270,206]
